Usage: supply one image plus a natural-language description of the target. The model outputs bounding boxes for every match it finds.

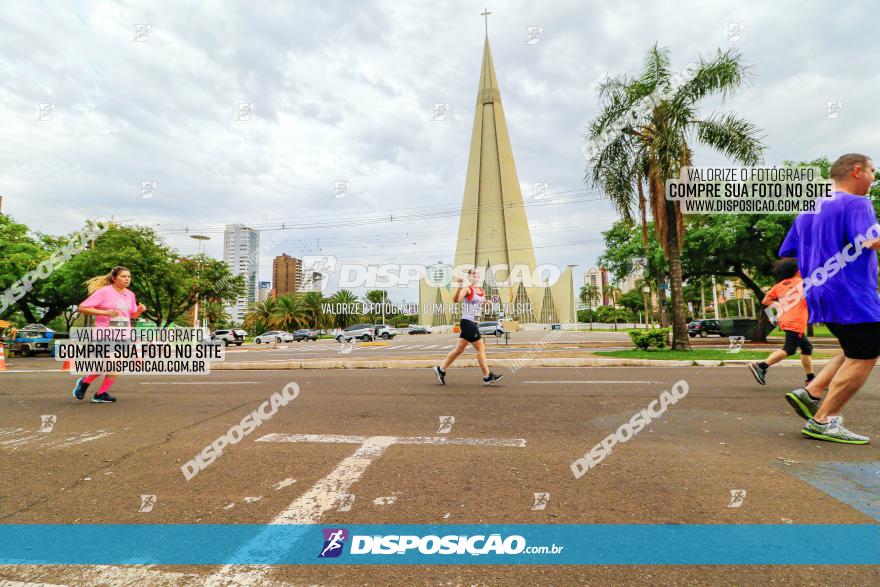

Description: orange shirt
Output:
[762,275,808,334]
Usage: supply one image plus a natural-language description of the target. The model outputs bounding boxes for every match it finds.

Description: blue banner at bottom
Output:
[1,524,878,565]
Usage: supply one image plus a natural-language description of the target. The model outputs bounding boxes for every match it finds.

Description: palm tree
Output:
[605,285,622,330]
[203,300,231,330]
[586,44,764,349]
[300,291,328,330]
[243,298,277,334]
[270,294,308,332]
[328,289,362,329]
[579,283,599,330]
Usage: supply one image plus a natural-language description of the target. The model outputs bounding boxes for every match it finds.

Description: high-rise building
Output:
[223,224,260,323]
[257,281,272,302]
[418,33,575,325]
[300,271,322,293]
[583,267,606,307]
[273,254,302,295]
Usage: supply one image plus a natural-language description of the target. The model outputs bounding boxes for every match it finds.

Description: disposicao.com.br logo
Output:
[319,528,563,558]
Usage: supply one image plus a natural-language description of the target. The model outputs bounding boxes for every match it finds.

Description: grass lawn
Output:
[594,349,835,361]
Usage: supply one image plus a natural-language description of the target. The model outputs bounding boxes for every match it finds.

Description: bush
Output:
[628,328,670,351]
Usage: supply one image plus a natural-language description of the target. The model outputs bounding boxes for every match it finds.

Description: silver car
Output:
[254,330,294,344]
[478,321,504,337]
[336,324,375,342]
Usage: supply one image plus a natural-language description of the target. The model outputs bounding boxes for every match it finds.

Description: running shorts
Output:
[459,319,481,343]
[825,322,880,360]
[782,330,813,356]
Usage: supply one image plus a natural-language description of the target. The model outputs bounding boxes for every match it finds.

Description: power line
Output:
[148,189,606,235]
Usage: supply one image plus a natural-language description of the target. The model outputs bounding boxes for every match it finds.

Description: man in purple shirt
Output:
[778,153,879,444]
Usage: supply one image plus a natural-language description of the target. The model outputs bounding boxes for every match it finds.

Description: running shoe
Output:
[91,392,117,403]
[482,372,503,386]
[801,416,869,444]
[747,362,767,385]
[433,366,446,385]
[72,378,89,400]
[785,387,820,420]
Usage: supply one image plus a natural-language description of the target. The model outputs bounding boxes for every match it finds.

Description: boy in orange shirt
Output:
[748,259,814,387]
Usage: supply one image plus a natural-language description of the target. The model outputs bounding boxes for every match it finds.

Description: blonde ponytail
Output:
[85,266,129,294]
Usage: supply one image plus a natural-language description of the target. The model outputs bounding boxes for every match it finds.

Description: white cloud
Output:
[2,0,877,301]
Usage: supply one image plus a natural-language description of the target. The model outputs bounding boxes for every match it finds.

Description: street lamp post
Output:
[190,235,211,329]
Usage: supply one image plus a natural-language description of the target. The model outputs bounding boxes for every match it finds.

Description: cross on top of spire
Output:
[481,7,491,37]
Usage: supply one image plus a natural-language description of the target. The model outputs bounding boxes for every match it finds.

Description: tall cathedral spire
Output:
[419,26,576,326]
[452,36,538,282]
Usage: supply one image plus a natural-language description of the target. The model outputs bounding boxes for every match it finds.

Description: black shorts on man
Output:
[826,322,880,360]
[782,330,813,356]
[459,319,481,343]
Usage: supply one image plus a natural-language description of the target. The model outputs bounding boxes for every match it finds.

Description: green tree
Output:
[300,291,329,329]
[269,294,308,331]
[243,298,277,334]
[579,283,599,329]
[365,289,389,323]
[586,44,765,349]
[327,289,362,328]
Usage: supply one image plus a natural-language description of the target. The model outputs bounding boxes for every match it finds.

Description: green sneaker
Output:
[747,362,767,385]
[785,388,820,420]
[802,416,869,444]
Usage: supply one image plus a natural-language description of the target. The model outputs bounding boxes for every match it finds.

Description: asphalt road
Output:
[0,364,878,585]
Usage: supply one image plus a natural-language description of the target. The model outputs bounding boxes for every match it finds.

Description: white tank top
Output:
[460,286,485,322]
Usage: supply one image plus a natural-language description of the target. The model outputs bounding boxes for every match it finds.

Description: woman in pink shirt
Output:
[72,266,146,403]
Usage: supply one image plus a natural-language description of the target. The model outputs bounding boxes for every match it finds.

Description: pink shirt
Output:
[80,285,138,328]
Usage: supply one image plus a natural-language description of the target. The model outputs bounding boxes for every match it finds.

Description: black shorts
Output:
[459,319,481,343]
[782,330,812,356]
[826,322,880,360]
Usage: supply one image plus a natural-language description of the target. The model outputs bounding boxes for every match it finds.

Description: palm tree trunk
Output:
[664,200,690,350]
[657,272,668,327]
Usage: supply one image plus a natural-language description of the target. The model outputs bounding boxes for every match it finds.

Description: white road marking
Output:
[0,565,212,587]
[139,381,260,385]
[55,431,113,448]
[0,434,41,447]
[273,478,297,490]
[4,431,524,586]
[209,432,526,585]
[521,380,661,384]
[373,494,398,505]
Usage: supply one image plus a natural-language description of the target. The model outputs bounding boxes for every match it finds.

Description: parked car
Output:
[254,331,294,344]
[687,319,725,337]
[373,324,397,339]
[212,329,247,346]
[292,329,319,342]
[408,325,432,335]
[336,324,375,342]
[478,321,505,337]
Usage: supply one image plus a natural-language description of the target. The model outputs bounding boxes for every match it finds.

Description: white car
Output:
[373,324,397,339]
[336,324,375,342]
[254,331,294,344]
[478,321,504,337]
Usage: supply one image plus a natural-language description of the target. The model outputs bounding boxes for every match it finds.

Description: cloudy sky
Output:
[2,0,878,302]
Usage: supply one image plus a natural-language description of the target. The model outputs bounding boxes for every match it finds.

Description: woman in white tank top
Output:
[432,268,503,386]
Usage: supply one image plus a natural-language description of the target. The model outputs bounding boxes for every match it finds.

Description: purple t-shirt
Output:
[779,191,880,324]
